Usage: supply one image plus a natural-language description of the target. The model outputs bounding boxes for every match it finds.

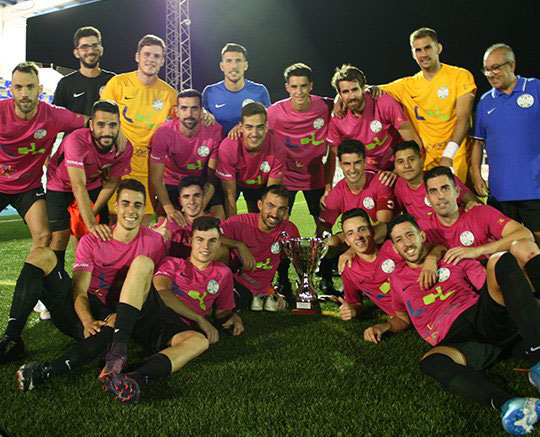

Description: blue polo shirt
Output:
[202,79,271,133]
[473,76,540,201]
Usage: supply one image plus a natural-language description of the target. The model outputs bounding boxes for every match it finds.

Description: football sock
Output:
[524,253,540,297]
[112,303,140,344]
[53,250,65,270]
[495,252,540,365]
[130,353,172,386]
[276,258,291,285]
[419,353,512,409]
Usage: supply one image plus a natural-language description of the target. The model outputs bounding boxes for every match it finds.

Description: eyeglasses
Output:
[481,62,510,76]
[77,43,101,52]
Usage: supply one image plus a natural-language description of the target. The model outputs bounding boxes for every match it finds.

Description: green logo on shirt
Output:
[186,159,203,170]
[18,142,45,155]
[365,135,389,151]
[423,285,456,305]
[246,174,262,185]
[300,132,324,146]
[256,258,273,270]
[188,290,207,310]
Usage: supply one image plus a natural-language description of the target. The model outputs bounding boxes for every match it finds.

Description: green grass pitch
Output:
[0,197,534,436]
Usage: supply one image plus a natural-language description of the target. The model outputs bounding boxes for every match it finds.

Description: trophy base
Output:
[292,300,320,315]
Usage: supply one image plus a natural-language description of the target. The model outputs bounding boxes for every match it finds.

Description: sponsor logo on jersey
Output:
[363,196,375,210]
[34,129,47,139]
[313,117,324,129]
[437,86,449,99]
[381,259,395,273]
[260,161,271,173]
[517,94,534,108]
[459,231,475,246]
[370,120,382,133]
[270,242,281,254]
[152,99,164,111]
[207,279,219,294]
[437,267,450,282]
[197,145,210,157]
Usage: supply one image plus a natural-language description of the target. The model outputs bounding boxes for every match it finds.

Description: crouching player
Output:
[365,214,540,435]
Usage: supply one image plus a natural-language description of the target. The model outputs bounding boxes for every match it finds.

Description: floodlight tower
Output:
[165,0,192,91]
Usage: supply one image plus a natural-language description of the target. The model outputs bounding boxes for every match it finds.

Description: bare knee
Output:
[26,247,58,274]
[422,345,467,366]
[510,238,540,265]
[171,331,210,353]
[129,255,155,277]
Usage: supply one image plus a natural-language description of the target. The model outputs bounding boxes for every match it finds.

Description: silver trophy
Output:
[280,232,330,314]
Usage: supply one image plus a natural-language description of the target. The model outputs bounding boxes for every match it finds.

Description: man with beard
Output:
[216,102,285,217]
[221,184,300,312]
[45,100,133,268]
[202,43,271,134]
[150,89,224,224]
[365,214,540,435]
[0,62,86,249]
[53,26,115,116]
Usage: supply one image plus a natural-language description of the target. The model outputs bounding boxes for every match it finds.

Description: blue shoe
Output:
[528,362,540,392]
[501,397,540,435]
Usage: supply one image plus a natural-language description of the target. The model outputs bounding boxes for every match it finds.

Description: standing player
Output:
[0,62,85,249]
[101,34,177,224]
[328,64,421,172]
[45,100,132,268]
[471,44,540,245]
[366,214,540,435]
[216,102,285,217]
[381,27,476,182]
[221,185,300,311]
[202,43,271,134]
[393,141,478,221]
[149,89,224,224]
[53,26,115,116]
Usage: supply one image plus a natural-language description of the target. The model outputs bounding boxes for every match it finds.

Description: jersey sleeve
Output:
[215,139,236,181]
[472,98,487,140]
[63,134,87,170]
[326,117,344,146]
[209,124,224,160]
[390,275,407,313]
[73,234,96,272]
[461,259,487,291]
[51,106,85,132]
[380,79,406,103]
[455,177,471,204]
[149,126,169,163]
[375,179,396,212]
[381,94,407,129]
[220,216,239,240]
[201,86,210,112]
[52,78,68,108]
[342,269,363,304]
[100,77,119,102]
[455,68,477,98]
[319,188,341,225]
[153,256,177,280]
[260,85,271,107]
[214,268,235,311]
[481,206,512,239]
[269,144,286,180]
[110,143,133,178]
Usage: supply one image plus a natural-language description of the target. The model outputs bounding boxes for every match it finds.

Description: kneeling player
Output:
[366,214,540,435]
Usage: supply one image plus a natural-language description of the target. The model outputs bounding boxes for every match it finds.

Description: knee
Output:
[130,255,155,277]
[510,238,540,265]
[192,331,210,353]
[34,229,51,247]
[26,247,57,272]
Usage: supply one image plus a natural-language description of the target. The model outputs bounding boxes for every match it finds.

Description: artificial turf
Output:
[0,198,536,436]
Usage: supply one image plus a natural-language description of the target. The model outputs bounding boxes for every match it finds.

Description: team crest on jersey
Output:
[517,94,534,108]
[363,196,375,210]
[152,99,164,111]
[271,242,281,254]
[197,145,210,157]
[207,279,219,295]
[437,267,451,282]
[260,161,271,173]
[437,86,449,99]
[424,196,432,207]
[381,259,395,273]
[313,117,325,129]
[34,129,47,139]
[242,98,255,107]
[459,231,475,246]
[370,120,382,133]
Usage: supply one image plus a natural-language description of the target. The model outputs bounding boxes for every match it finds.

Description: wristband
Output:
[442,141,459,159]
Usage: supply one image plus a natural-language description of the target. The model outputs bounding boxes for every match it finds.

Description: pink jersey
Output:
[154,257,234,322]
[149,120,223,186]
[221,213,300,295]
[46,128,132,192]
[394,177,470,221]
[418,205,512,258]
[0,100,85,193]
[267,96,331,190]
[391,259,486,346]
[215,133,286,189]
[319,171,395,225]
[342,240,398,315]
[73,226,166,306]
[327,93,407,171]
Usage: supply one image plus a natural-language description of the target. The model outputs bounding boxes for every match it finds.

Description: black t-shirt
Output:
[53,69,115,115]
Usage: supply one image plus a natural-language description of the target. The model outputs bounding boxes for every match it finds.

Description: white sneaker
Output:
[250,294,265,311]
[33,301,46,313]
[264,294,285,312]
[39,310,51,321]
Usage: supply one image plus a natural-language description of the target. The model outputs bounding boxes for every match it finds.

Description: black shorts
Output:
[46,186,109,232]
[487,197,540,232]
[236,185,262,205]
[288,188,324,216]
[438,282,520,370]
[0,187,46,219]
[233,279,255,310]
[165,182,223,211]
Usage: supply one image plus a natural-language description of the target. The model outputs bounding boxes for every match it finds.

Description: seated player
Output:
[216,102,286,217]
[317,139,395,294]
[0,179,165,364]
[365,214,540,435]
[149,88,225,224]
[46,100,132,268]
[221,184,300,311]
[392,141,479,221]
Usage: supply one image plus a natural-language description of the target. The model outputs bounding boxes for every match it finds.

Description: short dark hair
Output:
[137,34,166,53]
[410,27,438,46]
[261,184,290,202]
[283,63,312,83]
[221,43,247,59]
[341,208,371,229]
[178,175,205,194]
[12,62,39,77]
[388,213,422,239]
[117,178,146,203]
[338,139,366,160]
[423,166,456,188]
[392,140,422,158]
[241,102,267,123]
[177,88,202,105]
[74,26,101,48]
[331,64,367,93]
[191,215,222,236]
[91,100,119,118]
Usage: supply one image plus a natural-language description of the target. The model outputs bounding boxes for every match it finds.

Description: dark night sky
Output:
[26,0,539,103]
